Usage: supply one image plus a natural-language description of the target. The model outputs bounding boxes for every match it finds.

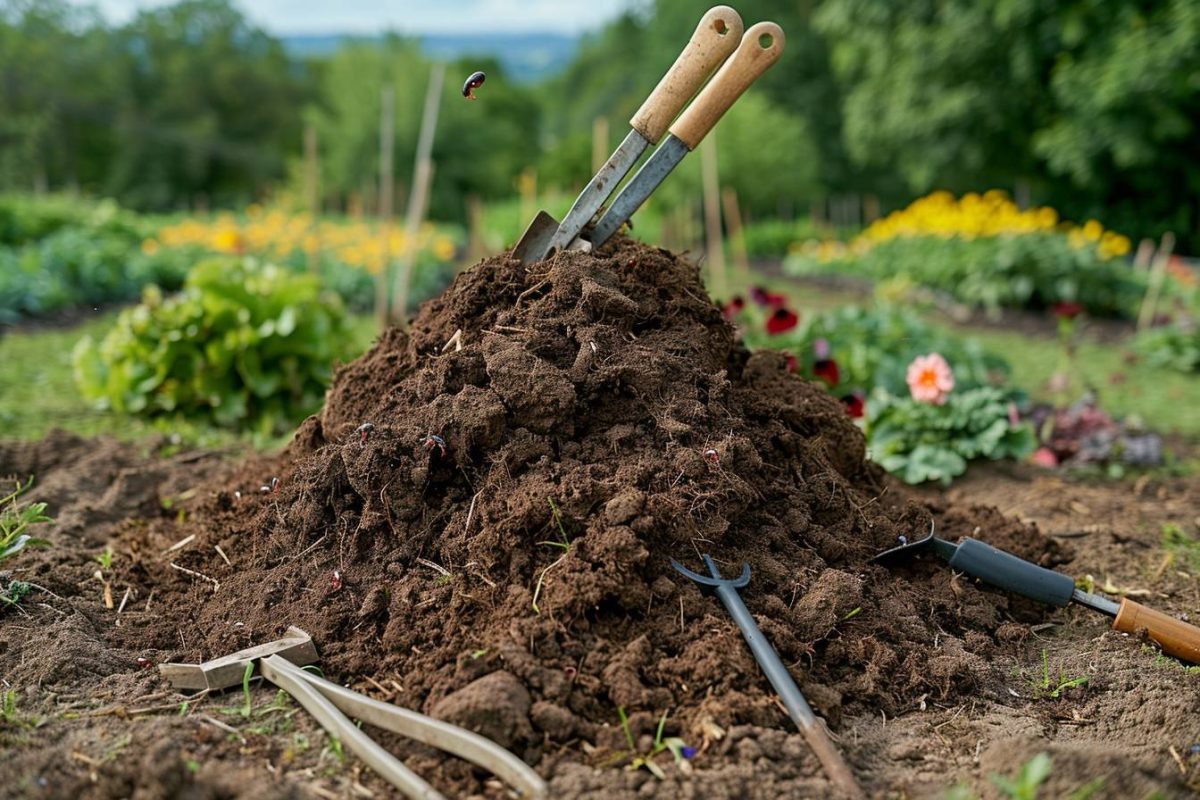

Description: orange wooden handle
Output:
[1113,598,1200,664]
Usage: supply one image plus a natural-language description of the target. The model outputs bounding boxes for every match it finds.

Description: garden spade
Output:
[587,21,785,248]
[873,524,1200,664]
[672,555,865,799]
[160,627,546,800]
[513,6,744,264]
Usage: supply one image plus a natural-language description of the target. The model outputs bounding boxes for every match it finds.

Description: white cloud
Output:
[86,0,631,34]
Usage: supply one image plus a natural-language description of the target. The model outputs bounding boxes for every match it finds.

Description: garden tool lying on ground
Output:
[514,9,785,263]
[160,627,546,800]
[872,524,1200,664]
[673,555,866,799]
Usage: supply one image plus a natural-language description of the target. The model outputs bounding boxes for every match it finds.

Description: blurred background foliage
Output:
[2,0,1198,249]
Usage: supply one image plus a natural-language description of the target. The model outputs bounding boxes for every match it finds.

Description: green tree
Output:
[108,0,307,209]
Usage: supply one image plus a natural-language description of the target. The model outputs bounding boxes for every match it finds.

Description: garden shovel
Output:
[513,6,744,264]
[160,627,546,800]
[586,21,785,248]
[873,524,1200,664]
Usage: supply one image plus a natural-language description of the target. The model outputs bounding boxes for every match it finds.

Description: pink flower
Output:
[906,353,954,405]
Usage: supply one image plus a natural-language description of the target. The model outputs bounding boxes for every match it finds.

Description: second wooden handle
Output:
[629,6,743,144]
[669,21,786,150]
[1113,598,1200,664]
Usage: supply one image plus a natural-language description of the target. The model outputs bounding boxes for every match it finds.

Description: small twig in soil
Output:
[116,586,132,615]
[415,558,451,577]
[162,534,195,555]
[464,491,480,534]
[214,545,232,567]
[169,562,220,592]
[1168,744,1188,775]
[441,328,463,353]
[196,713,244,742]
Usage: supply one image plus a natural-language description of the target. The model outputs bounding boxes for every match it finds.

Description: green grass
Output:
[960,326,1200,437]
[0,311,381,449]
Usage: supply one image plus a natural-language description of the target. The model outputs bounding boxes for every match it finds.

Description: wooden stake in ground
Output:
[376,84,396,328]
[591,116,609,175]
[465,194,486,265]
[1137,232,1175,332]
[700,132,727,298]
[304,121,320,273]
[721,186,750,282]
[392,61,446,328]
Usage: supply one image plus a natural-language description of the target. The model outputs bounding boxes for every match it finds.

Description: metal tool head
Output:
[159,626,319,691]
[869,520,940,565]
[671,554,751,589]
[512,210,561,265]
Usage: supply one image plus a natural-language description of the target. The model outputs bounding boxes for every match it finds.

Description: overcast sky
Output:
[86,0,634,34]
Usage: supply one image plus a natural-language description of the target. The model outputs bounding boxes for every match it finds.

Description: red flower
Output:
[750,286,769,305]
[1051,301,1084,320]
[723,295,745,319]
[842,392,865,419]
[766,308,799,335]
[785,354,799,373]
[813,358,840,388]
[764,291,788,308]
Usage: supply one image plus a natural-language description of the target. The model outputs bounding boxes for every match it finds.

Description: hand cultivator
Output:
[672,555,866,799]
[514,6,784,263]
[160,627,547,800]
[874,523,1200,664]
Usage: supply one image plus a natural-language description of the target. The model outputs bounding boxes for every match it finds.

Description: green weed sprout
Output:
[532,498,572,614]
[617,708,695,780]
[1030,650,1089,699]
[0,477,51,566]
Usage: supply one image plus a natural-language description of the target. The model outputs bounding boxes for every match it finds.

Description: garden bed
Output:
[2,240,1197,799]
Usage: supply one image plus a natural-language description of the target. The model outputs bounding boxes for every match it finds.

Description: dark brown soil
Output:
[3,241,1198,799]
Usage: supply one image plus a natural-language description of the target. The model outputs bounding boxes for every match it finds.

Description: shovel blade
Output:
[512,210,561,265]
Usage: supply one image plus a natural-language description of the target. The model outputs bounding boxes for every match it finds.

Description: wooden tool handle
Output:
[1113,598,1200,664]
[669,21,786,150]
[630,6,743,144]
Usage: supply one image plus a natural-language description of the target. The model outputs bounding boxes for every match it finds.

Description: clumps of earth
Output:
[107,237,1065,796]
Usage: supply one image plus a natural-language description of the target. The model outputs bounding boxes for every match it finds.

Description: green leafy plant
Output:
[0,477,51,567]
[787,233,1145,318]
[989,752,1053,800]
[615,708,694,780]
[93,547,114,571]
[1161,523,1200,573]
[73,257,355,432]
[1136,320,1200,374]
[868,387,1036,485]
[1028,650,1089,699]
[739,302,1015,398]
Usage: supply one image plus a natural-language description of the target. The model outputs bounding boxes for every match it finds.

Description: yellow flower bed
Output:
[859,190,1131,260]
[146,207,458,274]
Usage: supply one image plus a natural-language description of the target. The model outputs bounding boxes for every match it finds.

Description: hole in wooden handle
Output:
[758,33,774,48]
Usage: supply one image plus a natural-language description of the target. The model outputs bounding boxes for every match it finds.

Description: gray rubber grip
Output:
[948,538,1075,607]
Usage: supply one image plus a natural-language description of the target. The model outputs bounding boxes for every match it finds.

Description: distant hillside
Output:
[282,32,578,82]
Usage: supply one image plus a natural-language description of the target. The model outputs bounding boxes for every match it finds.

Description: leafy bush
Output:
[1135,320,1199,373]
[788,234,1145,318]
[739,218,836,259]
[867,386,1036,485]
[0,196,190,323]
[785,191,1145,318]
[73,258,355,431]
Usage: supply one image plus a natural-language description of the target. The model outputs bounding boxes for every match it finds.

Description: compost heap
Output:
[122,237,1063,790]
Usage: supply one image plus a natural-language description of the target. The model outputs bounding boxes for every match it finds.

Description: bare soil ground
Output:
[2,241,1197,800]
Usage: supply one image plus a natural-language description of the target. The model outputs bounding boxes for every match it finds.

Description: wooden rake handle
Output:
[630,6,744,144]
[1113,598,1200,664]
